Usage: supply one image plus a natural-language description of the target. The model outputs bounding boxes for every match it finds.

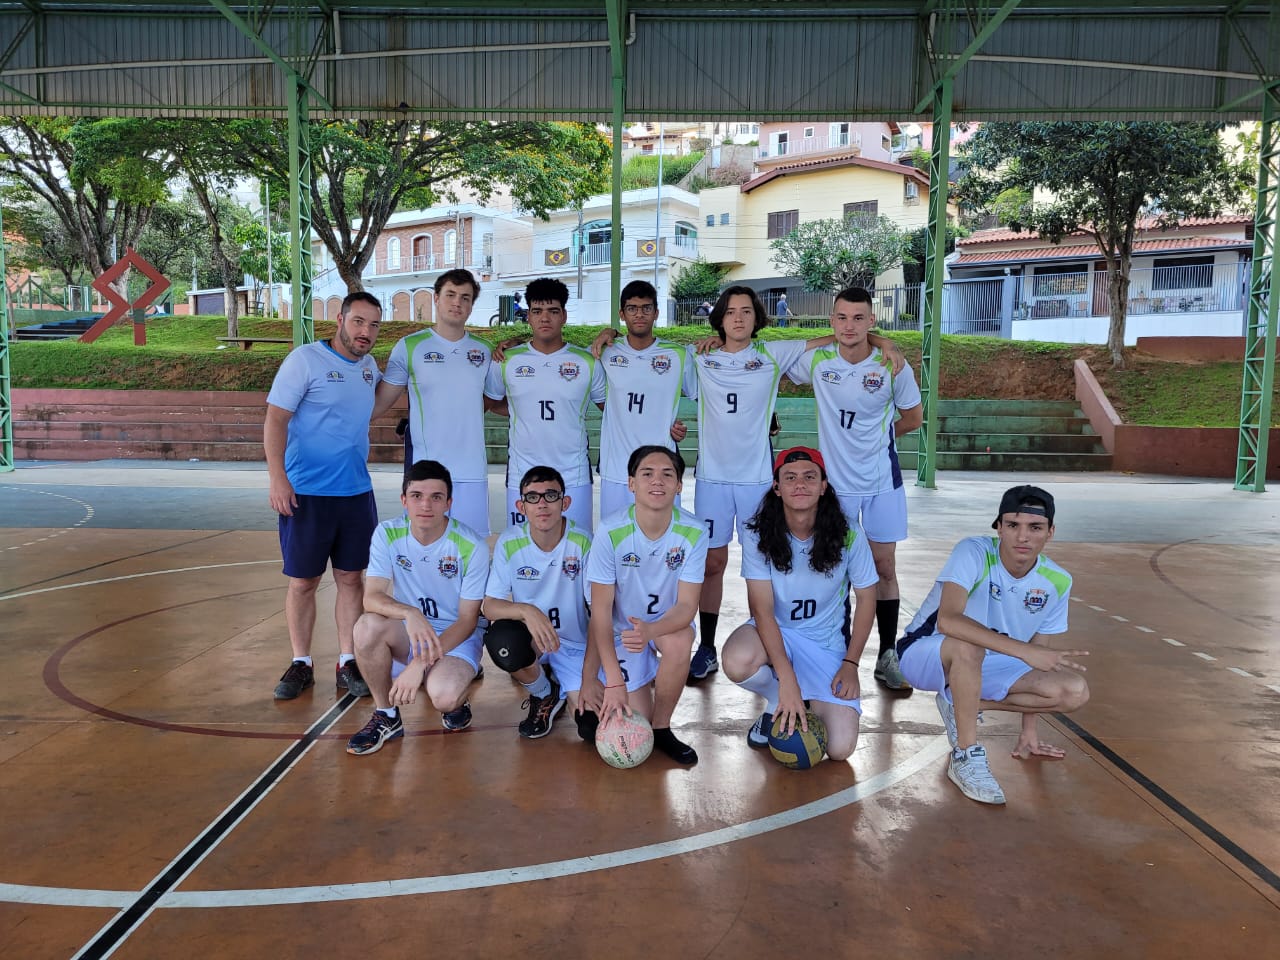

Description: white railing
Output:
[756,131,862,161]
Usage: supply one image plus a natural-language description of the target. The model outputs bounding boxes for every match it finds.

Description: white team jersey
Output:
[789,346,922,496]
[586,506,708,638]
[484,343,607,487]
[741,525,879,650]
[694,339,807,483]
[598,338,698,483]
[384,329,492,483]
[486,520,592,649]
[366,517,489,633]
[898,536,1072,655]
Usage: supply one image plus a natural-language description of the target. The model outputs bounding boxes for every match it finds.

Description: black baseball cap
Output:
[992,485,1055,529]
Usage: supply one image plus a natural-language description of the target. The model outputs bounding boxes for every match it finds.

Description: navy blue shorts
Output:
[278,491,378,579]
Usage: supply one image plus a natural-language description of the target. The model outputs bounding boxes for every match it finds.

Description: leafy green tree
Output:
[236,119,612,292]
[0,186,87,288]
[232,219,291,315]
[135,193,213,279]
[957,121,1251,367]
[769,215,913,294]
[670,256,729,300]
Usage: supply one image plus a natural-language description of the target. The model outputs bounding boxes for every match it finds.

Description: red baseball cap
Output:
[772,446,826,476]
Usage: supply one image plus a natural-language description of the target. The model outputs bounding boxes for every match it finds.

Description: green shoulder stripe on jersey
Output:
[671,521,703,545]
[567,530,592,553]
[808,346,838,379]
[608,521,638,549]
[565,343,596,367]
[502,533,534,561]
[843,527,860,549]
[446,525,480,570]
[381,521,410,545]
[967,539,1002,596]
[1036,562,1072,597]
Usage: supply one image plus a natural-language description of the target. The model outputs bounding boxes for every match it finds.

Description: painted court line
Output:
[1226,667,1256,678]
[1111,615,1129,623]
[1088,605,1106,612]
[1163,638,1185,647]
[0,560,279,602]
[1268,685,1280,696]
[1193,652,1217,662]
[1134,626,1154,634]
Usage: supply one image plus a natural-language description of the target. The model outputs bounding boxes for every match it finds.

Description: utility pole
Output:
[654,123,664,290]
[576,205,585,299]
[264,181,274,316]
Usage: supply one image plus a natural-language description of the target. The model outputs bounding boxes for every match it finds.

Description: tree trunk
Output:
[212,247,241,338]
[1107,257,1131,369]
[338,256,365,294]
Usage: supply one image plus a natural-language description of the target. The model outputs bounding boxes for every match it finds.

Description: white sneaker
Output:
[935,691,959,749]
[874,649,912,690]
[947,745,1006,805]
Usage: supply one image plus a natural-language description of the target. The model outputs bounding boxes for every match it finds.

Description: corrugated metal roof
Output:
[0,3,1275,120]
[953,236,1249,265]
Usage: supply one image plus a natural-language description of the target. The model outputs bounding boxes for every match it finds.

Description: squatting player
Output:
[589,445,708,765]
[346,460,489,755]
[485,277,605,532]
[722,447,879,760]
[896,485,1090,804]
[482,466,599,741]
[788,287,922,692]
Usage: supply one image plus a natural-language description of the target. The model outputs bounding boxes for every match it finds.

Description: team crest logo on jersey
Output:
[664,546,686,571]
[702,358,722,369]
[326,370,344,382]
[862,370,886,393]
[989,582,1002,601]
[362,368,375,384]
[620,551,641,567]
[561,556,581,580]
[514,364,536,378]
[422,350,445,363]
[608,354,630,368]
[395,554,413,571]
[466,349,486,367]
[1023,588,1048,613]
[821,370,842,384]
[515,565,540,581]
[437,556,460,579]
[743,357,764,372]
[651,355,671,374]
[559,362,580,381]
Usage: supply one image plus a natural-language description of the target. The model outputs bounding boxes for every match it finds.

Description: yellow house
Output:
[699,155,951,301]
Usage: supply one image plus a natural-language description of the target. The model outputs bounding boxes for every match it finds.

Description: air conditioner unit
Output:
[904,179,920,200]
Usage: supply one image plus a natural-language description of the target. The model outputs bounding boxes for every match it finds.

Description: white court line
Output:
[1268,685,1280,696]
[1227,667,1256,678]
[1111,615,1129,623]
[1163,638,1185,647]
[2,738,953,909]
[1,487,95,552]
[1193,652,1217,662]
[1088,605,1106,612]
[0,560,279,602]
[1134,626,1154,634]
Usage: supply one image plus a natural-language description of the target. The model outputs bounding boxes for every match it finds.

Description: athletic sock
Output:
[653,727,698,765]
[738,665,780,714]
[698,611,719,650]
[294,656,313,667]
[876,598,900,656]
[575,709,600,742]
[377,706,398,719]
[522,671,552,699]
[338,653,356,667]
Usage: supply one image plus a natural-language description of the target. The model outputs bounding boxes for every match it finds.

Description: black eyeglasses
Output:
[520,490,563,504]
[623,304,657,316]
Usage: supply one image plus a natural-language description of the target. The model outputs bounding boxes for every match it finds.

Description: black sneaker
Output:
[336,660,371,698]
[747,711,772,749]
[274,660,314,700]
[518,678,565,739]
[442,701,473,731]
[346,709,404,756]
[575,709,600,742]
[653,726,698,765]
[687,644,719,683]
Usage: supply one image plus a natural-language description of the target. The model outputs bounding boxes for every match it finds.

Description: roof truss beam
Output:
[206,0,334,111]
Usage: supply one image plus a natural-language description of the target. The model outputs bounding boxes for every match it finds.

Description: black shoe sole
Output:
[518,696,566,740]
[274,681,314,701]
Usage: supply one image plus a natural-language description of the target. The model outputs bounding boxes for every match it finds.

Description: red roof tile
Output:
[960,214,1253,246]
[952,236,1248,265]
[742,154,929,193]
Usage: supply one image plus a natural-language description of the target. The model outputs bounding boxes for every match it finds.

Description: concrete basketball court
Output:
[1,461,1278,959]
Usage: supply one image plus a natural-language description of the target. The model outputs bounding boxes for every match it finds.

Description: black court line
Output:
[1056,714,1280,895]
[72,694,357,960]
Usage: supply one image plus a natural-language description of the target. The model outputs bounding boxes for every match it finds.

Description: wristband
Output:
[842,658,857,666]
[605,682,626,689]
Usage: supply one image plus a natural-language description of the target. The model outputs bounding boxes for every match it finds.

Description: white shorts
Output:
[837,487,908,543]
[745,619,861,713]
[506,482,593,534]
[542,643,587,696]
[391,629,485,677]
[897,634,1033,702]
[599,479,683,520]
[694,479,772,548]
[598,639,659,693]
[448,480,490,537]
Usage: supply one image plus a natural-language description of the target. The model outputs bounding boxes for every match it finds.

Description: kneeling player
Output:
[482,466,600,740]
[897,485,1090,804]
[346,460,489,756]
[722,448,878,762]
[588,445,707,764]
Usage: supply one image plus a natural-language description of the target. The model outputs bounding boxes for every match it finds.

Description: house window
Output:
[803,126,815,139]
[881,135,892,151]
[574,219,618,266]
[386,237,401,270]
[674,221,698,250]
[830,122,851,147]
[904,179,920,200]
[737,123,751,135]
[412,234,433,271]
[844,201,878,220]
[706,214,715,227]
[720,213,730,225]
[1152,255,1215,291]
[770,131,789,156]
[1031,263,1089,297]
[444,229,458,266]
[767,209,799,239]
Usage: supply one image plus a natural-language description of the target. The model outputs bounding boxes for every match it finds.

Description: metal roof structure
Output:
[0,2,1277,122]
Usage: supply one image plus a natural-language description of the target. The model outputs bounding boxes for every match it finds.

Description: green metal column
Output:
[916,78,952,489]
[0,190,12,472]
[606,0,628,328]
[1234,89,1279,491]
[288,81,315,346]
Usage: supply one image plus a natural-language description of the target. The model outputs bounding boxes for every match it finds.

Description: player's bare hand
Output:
[620,616,648,652]
[268,476,297,517]
[601,682,630,721]
[831,661,861,701]
[1024,647,1089,674]
[491,336,525,363]
[693,335,723,355]
[883,342,906,374]
[1013,734,1067,760]
[388,665,424,707]
[590,327,619,359]
[776,679,806,735]
[406,611,443,667]
[578,674,604,713]
[522,607,560,654]
[669,418,688,442]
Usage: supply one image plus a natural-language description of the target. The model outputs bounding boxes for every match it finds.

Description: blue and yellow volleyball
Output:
[768,711,828,769]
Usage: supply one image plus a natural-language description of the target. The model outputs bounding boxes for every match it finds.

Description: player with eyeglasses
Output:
[591,280,698,518]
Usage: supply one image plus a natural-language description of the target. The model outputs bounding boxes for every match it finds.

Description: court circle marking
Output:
[0,486,95,552]
[4,559,950,909]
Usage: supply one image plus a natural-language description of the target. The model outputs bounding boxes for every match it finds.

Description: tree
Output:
[236,119,612,292]
[135,193,213,284]
[0,185,87,288]
[769,215,913,294]
[670,256,728,300]
[957,122,1252,367]
[232,219,291,315]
